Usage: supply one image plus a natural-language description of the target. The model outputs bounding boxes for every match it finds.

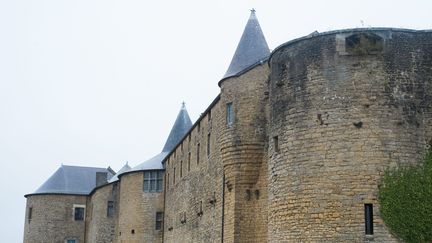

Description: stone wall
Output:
[268,29,432,242]
[23,28,432,243]
[117,171,164,243]
[219,63,270,243]
[163,99,224,243]
[24,194,87,243]
[86,183,117,243]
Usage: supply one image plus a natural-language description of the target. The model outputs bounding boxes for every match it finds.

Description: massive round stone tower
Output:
[23,165,114,243]
[267,29,432,242]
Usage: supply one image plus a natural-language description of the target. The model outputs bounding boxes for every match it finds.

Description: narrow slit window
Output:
[365,204,374,235]
[173,167,176,184]
[180,161,183,178]
[207,133,211,157]
[28,207,32,223]
[107,201,114,217]
[197,143,200,165]
[188,152,191,172]
[226,102,234,126]
[166,173,169,189]
[273,136,279,153]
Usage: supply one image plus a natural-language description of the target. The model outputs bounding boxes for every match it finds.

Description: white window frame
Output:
[72,204,86,221]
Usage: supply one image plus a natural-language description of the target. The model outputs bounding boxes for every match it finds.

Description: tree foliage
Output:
[379,149,432,243]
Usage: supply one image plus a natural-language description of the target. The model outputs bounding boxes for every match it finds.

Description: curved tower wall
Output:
[23,195,87,243]
[86,183,118,243]
[117,171,164,243]
[219,63,270,243]
[268,30,432,242]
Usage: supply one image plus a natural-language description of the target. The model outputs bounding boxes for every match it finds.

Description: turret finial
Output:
[220,9,270,82]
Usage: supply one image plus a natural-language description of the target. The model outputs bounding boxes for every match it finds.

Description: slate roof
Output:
[27,165,114,196]
[130,152,168,171]
[108,162,132,183]
[222,10,270,80]
[130,103,192,171]
[162,103,192,152]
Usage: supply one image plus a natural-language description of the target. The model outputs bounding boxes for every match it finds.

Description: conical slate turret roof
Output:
[162,102,192,152]
[27,165,114,196]
[222,9,270,80]
[131,103,192,171]
[108,162,132,182]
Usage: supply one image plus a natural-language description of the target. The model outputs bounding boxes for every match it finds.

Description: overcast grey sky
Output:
[0,0,431,241]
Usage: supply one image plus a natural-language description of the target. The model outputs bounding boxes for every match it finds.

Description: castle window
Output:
[28,207,32,223]
[66,239,77,243]
[73,205,85,221]
[197,201,203,216]
[226,102,234,126]
[180,212,187,224]
[207,133,211,157]
[197,143,200,165]
[107,201,114,218]
[188,152,191,172]
[155,212,164,230]
[166,173,169,189]
[365,204,374,235]
[273,136,279,153]
[180,161,183,178]
[173,168,176,184]
[143,171,163,192]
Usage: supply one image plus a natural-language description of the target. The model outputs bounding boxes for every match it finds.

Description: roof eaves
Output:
[218,57,269,87]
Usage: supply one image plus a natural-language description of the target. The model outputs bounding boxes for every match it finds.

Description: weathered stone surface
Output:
[24,195,87,243]
[117,171,164,243]
[268,29,432,242]
[163,100,224,243]
[86,183,117,243]
[23,28,432,243]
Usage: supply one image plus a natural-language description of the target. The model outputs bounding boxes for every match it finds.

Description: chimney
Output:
[96,172,108,187]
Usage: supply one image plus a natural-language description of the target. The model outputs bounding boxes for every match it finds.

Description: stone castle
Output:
[24,10,432,243]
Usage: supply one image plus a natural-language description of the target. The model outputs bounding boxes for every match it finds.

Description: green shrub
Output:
[378,150,432,243]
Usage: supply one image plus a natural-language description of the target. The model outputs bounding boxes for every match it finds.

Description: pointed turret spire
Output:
[108,162,132,183]
[222,9,270,80]
[162,103,193,152]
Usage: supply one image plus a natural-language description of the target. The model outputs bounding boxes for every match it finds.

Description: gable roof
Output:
[26,165,114,197]
[222,10,270,81]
